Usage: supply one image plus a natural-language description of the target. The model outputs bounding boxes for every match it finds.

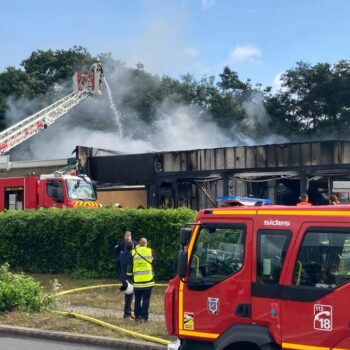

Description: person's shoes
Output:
[123,314,135,320]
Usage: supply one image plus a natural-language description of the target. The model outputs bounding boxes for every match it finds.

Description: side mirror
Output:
[177,250,188,278]
[180,227,192,246]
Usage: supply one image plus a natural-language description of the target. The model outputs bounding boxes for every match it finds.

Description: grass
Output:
[0,274,173,342]
[31,273,165,315]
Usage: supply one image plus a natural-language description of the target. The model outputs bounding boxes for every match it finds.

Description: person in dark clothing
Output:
[119,240,134,319]
[114,231,138,272]
[114,231,133,261]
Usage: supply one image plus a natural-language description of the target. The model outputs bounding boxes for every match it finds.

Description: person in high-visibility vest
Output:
[329,194,340,205]
[296,193,312,206]
[132,237,155,321]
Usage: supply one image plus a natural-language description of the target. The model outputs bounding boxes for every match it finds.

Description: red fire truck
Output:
[0,63,104,211]
[0,172,100,210]
[165,205,350,350]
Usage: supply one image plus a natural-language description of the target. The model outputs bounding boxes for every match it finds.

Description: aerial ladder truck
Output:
[0,63,104,211]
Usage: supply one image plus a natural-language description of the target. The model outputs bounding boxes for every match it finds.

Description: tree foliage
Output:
[266,60,350,139]
[21,46,95,91]
[2,46,350,141]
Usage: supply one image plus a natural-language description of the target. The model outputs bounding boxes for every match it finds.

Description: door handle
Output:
[235,303,251,318]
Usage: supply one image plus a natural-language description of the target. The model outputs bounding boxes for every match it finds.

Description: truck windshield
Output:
[189,224,246,286]
[66,179,96,201]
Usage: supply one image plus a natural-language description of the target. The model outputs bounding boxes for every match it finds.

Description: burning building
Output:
[76,140,350,209]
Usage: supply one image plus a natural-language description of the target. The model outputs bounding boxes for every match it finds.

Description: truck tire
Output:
[214,324,280,350]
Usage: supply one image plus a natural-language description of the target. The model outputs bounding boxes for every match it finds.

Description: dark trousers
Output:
[124,293,133,316]
[134,288,152,321]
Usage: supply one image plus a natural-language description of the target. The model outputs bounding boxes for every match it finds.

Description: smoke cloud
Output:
[4,63,286,161]
[3,0,289,161]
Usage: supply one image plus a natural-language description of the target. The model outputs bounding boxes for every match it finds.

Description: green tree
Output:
[0,67,45,129]
[0,47,96,131]
[217,66,248,92]
[21,46,95,90]
[119,63,164,124]
[266,60,350,139]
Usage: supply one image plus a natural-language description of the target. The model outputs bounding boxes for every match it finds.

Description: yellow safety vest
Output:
[132,246,155,289]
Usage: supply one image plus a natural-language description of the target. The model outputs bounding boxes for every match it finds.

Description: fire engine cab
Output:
[0,171,99,210]
[165,205,350,350]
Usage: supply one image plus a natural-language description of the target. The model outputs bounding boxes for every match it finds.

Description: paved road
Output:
[0,336,116,350]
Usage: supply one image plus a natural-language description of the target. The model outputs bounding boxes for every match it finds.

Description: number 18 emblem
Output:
[314,304,332,331]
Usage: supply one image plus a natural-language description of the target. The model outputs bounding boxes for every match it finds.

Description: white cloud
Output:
[272,72,283,91]
[183,47,199,57]
[272,72,288,92]
[229,45,262,63]
[201,0,216,10]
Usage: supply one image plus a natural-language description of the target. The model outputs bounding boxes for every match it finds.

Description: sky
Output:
[1,0,350,89]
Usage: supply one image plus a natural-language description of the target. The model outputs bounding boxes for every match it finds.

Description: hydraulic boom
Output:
[0,62,103,155]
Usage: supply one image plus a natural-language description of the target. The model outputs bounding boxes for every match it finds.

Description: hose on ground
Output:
[51,310,170,346]
[52,283,170,346]
[56,283,168,296]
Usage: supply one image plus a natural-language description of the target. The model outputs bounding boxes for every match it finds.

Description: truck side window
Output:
[189,224,245,286]
[46,180,64,203]
[293,230,350,288]
[257,230,291,284]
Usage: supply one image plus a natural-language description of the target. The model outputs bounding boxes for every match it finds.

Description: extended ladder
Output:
[0,90,90,154]
[0,62,104,155]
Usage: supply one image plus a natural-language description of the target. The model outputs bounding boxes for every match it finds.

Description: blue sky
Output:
[1,0,350,88]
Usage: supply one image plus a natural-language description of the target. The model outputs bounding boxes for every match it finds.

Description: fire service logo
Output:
[208,297,219,314]
[314,304,332,331]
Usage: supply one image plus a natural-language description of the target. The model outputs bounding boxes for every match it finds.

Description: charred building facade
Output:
[77,141,350,209]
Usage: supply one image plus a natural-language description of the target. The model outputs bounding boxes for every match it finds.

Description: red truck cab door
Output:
[178,219,253,343]
[281,223,350,350]
[39,178,66,208]
[251,229,292,347]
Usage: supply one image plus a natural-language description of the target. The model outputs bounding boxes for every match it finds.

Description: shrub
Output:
[0,263,53,313]
[0,208,196,280]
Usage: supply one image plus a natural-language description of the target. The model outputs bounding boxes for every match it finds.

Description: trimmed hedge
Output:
[0,208,196,280]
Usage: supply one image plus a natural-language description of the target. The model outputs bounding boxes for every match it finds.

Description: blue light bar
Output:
[216,196,272,206]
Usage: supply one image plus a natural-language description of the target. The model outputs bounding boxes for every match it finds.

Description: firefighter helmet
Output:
[124,281,134,295]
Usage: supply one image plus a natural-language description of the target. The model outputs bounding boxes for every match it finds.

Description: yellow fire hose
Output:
[55,283,169,297]
[52,310,170,346]
[53,283,170,346]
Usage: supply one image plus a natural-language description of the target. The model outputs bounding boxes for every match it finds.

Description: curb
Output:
[0,325,166,350]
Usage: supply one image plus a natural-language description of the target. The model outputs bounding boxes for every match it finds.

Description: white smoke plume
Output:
[4,59,286,160]
[5,77,286,161]
[2,0,287,161]
[6,94,235,160]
